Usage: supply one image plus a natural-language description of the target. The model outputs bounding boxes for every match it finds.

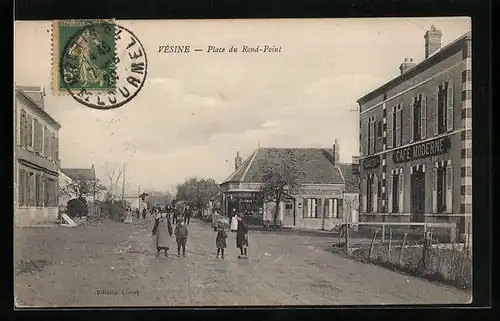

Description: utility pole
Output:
[138,185,141,211]
[121,162,126,202]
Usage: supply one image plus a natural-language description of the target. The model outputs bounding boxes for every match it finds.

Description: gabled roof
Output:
[221,148,345,185]
[60,168,96,181]
[337,163,360,193]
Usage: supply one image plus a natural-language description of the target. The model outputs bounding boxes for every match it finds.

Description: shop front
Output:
[386,134,463,232]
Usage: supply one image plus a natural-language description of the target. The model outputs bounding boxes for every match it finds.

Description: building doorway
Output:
[411,167,425,222]
[366,174,373,212]
[283,198,295,227]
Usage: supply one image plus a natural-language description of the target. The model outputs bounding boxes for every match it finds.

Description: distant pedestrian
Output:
[230,209,238,232]
[216,222,228,258]
[236,213,249,259]
[136,208,140,219]
[175,220,188,257]
[172,208,178,225]
[184,206,192,225]
[152,212,173,257]
[142,208,147,219]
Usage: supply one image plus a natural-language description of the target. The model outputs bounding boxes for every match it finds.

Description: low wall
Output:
[15,207,59,227]
[295,218,343,230]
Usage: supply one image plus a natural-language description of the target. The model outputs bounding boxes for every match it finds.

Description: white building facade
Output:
[15,86,61,226]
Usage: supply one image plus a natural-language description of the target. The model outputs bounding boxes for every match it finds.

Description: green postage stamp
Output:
[52,19,117,95]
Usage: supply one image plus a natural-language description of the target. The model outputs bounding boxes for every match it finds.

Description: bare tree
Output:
[259,150,304,227]
[60,175,99,200]
[103,163,124,200]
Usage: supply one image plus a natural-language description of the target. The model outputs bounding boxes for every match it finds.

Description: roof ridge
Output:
[337,165,346,185]
[240,149,259,182]
[221,149,257,183]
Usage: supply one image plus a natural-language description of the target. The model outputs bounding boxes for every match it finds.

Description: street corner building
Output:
[357,26,472,242]
[219,141,360,231]
[14,86,61,227]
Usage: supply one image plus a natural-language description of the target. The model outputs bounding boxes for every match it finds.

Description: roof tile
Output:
[223,148,344,185]
[61,168,96,181]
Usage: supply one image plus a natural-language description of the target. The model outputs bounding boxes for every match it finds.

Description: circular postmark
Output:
[60,21,148,110]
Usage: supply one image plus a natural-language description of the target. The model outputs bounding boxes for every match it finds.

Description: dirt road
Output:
[14,218,470,307]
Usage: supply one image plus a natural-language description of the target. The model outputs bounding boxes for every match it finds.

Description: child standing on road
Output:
[175,220,189,257]
[216,222,228,258]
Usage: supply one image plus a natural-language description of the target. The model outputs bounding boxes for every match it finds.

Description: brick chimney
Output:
[424,25,443,59]
[399,57,417,74]
[235,151,242,170]
[332,139,340,165]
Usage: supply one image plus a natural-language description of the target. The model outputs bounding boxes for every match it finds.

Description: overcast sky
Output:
[14,18,470,195]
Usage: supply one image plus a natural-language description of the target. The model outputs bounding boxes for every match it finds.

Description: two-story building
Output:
[15,86,62,226]
[357,26,472,242]
[219,140,359,230]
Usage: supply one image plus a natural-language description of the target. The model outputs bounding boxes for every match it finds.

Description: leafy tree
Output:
[259,150,304,227]
[176,177,220,210]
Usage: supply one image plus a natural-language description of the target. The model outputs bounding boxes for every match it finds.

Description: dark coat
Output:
[216,229,227,248]
[236,219,248,248]
[236,219,248,236]
[175,225,188,240]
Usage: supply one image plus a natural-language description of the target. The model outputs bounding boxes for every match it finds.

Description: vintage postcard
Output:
[14,18,472,307]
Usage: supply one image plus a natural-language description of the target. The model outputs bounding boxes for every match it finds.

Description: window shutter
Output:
[373,175,378,213]
[28,172,34,206]
[36,173,41,207]
[20,111,25,147]
[33,120,38,152]
[43,127,48,157]
[398,172,404,213]
[365,120,370,155]
[433,88,439,136]
[55,136,59,161]
[317,199,323,219]
[446,81,454,132]
[47,133,51,159]
[26,115,32,147]
[395,108,401,147]
[421,94,427,139]
[409,98,414,143]
[445,164,453,213]
[387,174,393,213]
[432,167,438,213]
[338,199,343,219]
[52,134,56,160]
[370,119,375,154]
[361,179,367,212]
[387,107,393,149]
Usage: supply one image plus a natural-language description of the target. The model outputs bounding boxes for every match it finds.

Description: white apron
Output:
[230,216,238,232]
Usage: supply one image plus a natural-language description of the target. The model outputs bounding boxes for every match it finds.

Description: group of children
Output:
[151,209,248,260]
[151,212,189,257]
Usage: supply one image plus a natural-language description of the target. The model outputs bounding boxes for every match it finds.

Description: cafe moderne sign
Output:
[393,136,451,163]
